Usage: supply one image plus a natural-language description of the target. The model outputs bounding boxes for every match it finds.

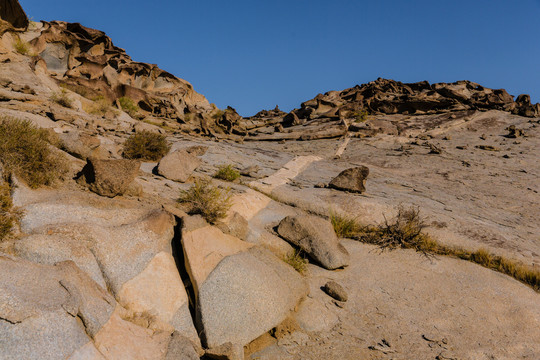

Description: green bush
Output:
[0,182,22,241]
[122,131,170,161]
[51,89,73,108]
[213,164,240,182]
[118,97,139,117]
[0,117,67,188]
[178,178,232,224]
[353,109,369,123]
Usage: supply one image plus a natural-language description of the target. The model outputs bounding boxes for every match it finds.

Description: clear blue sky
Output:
[20,0,540,116]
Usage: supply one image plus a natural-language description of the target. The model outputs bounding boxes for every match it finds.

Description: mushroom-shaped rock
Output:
[157,149,201,182]
[329,166,370,194]
[277,215,350,270]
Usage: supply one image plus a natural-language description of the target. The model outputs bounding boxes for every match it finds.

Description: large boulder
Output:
[58,130,103,160]
[277,215,350,270]
[157,149,201,182]
[328,166,370,194]
[0,256,113,359]
[181,221,308,349]
[11,185,201,351]
[0,0,28,29]
[78,158,140,197]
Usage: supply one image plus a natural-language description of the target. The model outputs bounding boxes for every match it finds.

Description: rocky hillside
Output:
[1,2,539,360]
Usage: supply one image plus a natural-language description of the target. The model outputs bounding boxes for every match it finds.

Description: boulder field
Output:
[0,2,539,359]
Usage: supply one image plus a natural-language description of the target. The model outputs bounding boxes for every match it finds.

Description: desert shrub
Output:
[213,164,240,182]
[357,205,436,253]
[118,97,139,117]
[353,205,540,291]
[51,89,73,108]
[330,210,363,238]
[283,249,308,274]
[84,95,118,116]
[177,178,232,224]
[0,182,22,241]
[122,131,170,161]
[0,117,67,188]
[211,109,225,120]
[13,37,30,55]
[353,109,369,123]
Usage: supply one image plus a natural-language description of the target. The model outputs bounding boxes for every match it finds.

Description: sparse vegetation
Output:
[177,178,232,224]
[352,109,369,122]
[0,182,22,241]
[118,96,139,117]
[85,96,112,116]
[13,37,30,55]
[330,210,362,238]
[122,131,170,161]
[211,109,225,120]
[60,83,90,98]
[283,249,308,274]
[51,89,73,108]
[357,205,436,253]
[0,117,67,188]
[331,205,540,291]
[213,164,240,182]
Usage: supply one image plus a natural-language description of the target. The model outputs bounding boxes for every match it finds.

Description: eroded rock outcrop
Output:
[0,0,28,30]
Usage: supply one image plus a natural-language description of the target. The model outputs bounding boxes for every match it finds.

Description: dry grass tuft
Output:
[122,131,170,161]
[13,37,30,55]
[118,96,139,117]
[330,210,363,238]
[0,117,67,188]
[213,164,240,182]
[85,96,113,116]
[331,205,540,292]
[178,178,232,224]
[283,249,308,274]
[51,89,73,108]
[0,182,23,241]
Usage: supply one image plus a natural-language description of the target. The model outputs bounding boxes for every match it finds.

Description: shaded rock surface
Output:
[78,158,140,197]
[277,215,350,270]
[0,0,28,29]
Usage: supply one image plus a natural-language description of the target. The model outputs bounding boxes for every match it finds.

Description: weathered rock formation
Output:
[0,0,28,30]
[244,78,540,141]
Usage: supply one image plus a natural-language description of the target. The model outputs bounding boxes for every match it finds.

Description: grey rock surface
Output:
[197,246,308,348]
[0,256,115,360]
[164,331,200,360]
[277,215,349,269]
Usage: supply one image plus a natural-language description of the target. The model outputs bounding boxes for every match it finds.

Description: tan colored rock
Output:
[78,158,140,197]
[117,251,200,349]
[328,166,370,194]
[157,149,201,182]
[277,215,349,270]
[93,307,171,360]
[67,342,107,360]
[182,225,253,293]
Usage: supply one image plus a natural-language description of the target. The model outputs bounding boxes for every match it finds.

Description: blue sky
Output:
[20,0,540,116]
